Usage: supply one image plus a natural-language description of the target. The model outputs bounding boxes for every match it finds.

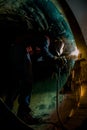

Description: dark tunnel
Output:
[0,0,87,130]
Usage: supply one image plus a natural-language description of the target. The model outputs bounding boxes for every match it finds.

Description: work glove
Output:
[54,56,67,68]
[53,56,67,74]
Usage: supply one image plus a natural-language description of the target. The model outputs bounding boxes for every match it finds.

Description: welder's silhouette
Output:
[2,32,65,125]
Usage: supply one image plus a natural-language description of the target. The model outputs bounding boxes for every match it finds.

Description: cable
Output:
[55,68,68,130]
[37,67,68,130]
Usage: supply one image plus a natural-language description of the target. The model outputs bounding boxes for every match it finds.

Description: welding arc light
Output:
[71,47,79,57]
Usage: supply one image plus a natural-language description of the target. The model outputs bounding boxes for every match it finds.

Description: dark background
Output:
[66,0,87,45]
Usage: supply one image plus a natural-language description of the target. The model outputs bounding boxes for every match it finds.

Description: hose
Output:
[38,68,68,130]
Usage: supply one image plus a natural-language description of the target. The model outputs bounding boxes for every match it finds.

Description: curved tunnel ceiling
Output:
[0,0,78,55]
[0,0,86,58]
[58,0,87,59]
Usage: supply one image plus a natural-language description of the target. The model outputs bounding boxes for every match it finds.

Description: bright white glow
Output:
[70,47,79,57]
[60,43,64,55]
